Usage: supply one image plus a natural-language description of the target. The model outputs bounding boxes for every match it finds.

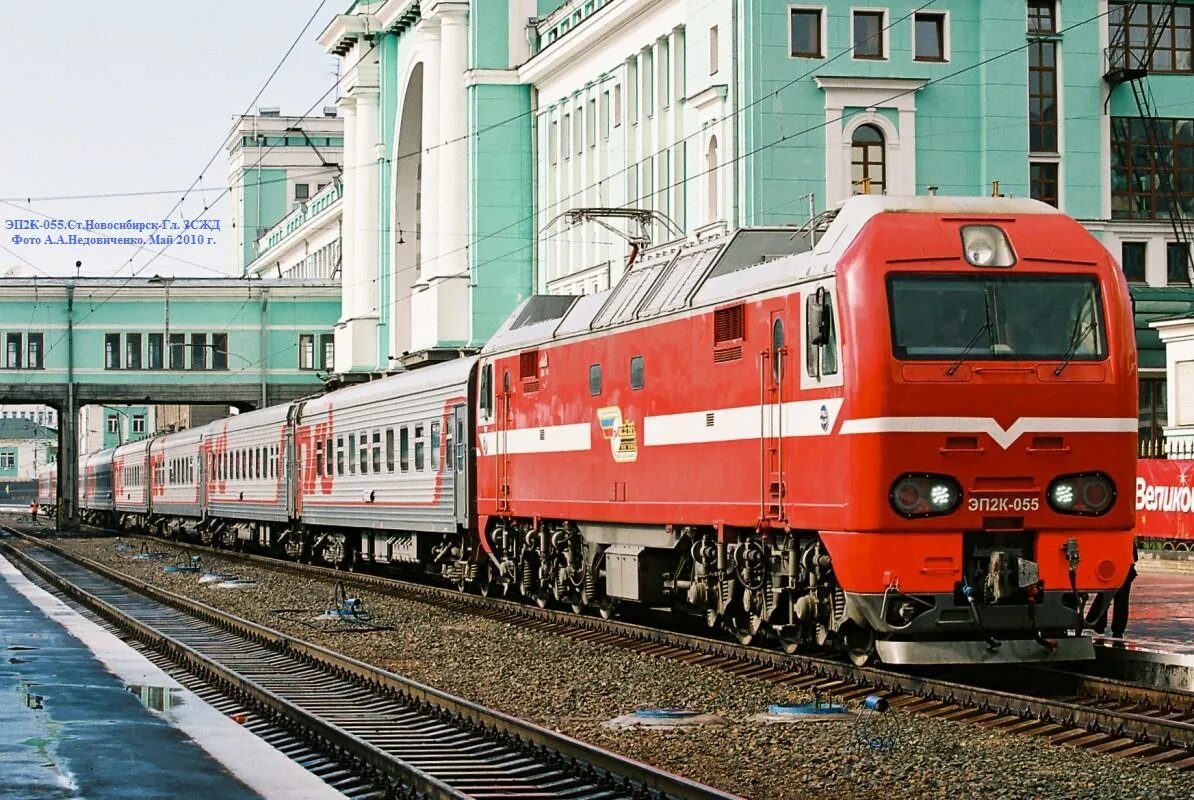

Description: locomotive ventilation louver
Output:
[1047,472,1116,516]
[889,473,962,518]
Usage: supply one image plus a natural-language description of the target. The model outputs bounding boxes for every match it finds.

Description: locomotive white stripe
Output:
[643,399,845,446]
[477,422,592,456]
[837,416,1138,450]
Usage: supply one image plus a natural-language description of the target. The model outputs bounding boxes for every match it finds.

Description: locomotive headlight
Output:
[1048,473,1115,516]
[930,483,955,509]
[890,473,962,518]
[1051,481,1076,509]
[960,225,1016,268]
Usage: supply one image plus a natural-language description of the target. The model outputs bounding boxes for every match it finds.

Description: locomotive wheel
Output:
[478,563,507,597]
[843,622,877,667]
[724,606,761,646]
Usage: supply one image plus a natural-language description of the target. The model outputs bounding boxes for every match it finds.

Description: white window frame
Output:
[788,5,827,59]
[709,25,719,75]
[913,10,951,63]
[850,7,890,62]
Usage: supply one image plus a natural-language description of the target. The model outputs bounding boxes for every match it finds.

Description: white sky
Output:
[0,1,342,278]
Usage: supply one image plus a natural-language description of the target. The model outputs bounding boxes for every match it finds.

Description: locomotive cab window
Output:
[806,289,838,377]
[888,274,1106,362]
[630,356,645,390]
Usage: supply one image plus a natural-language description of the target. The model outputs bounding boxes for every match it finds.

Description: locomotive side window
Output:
[772,319,785,382]
[431,422,441,471]
[479,363,493,418]
[414,424,426,471]
[589,364,602,396]
[385,429,395,472]
[630,356,645,390]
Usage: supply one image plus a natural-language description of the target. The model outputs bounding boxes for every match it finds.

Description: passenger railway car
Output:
[80,450,115,524]
[149,427,204,525]
[113,438,151,524]
[36,463,56,507]
[78,196,1137,666]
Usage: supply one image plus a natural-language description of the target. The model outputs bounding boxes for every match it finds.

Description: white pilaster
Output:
[354,87,381,319]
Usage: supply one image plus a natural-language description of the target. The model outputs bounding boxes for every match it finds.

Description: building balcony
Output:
[533,0,613,55]
[254,179,343,260]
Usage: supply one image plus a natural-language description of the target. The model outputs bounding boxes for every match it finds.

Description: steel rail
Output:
[0,531,741,800]
[108,531,1194,760]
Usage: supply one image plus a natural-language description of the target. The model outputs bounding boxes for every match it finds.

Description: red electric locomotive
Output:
[473,196,1137,664]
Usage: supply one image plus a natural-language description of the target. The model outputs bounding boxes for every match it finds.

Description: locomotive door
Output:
[497,369,512,512]
[762,311,787,521]
[452,404,469,525]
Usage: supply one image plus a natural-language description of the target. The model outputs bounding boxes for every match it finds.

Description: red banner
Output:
[1135,459,1194,541]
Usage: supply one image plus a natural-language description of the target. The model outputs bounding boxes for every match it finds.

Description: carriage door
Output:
[763,312,787,521]
[452,404,469,525]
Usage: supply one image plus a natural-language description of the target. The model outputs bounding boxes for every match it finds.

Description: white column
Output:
[354,87,380,318]
[420,21,441,279]
[436,8,468,282]
[337,96,358,319]
[410,20,441,352]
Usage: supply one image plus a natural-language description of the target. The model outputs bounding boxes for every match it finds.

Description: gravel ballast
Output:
[39,537,1194,800]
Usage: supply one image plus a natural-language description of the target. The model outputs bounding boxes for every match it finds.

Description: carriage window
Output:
[431,422,441,471]
[456,416,466,471]
[348,433,357,475]
[385,429,395,472]
[371,430,381,473]
[336,436,345,476]
[316,440,323,476]
[400,427,410,472]
[414,424,426,471]
[630,356,645,390]
[589,364,602,396]
[325,436,333,477]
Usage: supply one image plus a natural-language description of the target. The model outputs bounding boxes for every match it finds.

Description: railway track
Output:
[0,529,738,800]
[12,526,1194,770]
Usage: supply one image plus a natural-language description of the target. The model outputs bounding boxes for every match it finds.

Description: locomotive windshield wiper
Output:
[1053,317,1097,376]
[946,290,994,376]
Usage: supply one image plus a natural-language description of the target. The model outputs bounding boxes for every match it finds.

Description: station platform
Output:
[0,554,341,800]
[1088,570,1194,691]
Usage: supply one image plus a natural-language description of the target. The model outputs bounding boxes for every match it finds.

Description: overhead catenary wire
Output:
[14,5,1115,391]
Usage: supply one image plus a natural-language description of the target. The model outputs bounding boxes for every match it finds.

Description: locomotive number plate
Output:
[967,495,1040,512]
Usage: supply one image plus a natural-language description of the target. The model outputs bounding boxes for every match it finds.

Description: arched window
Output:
[851,124,886,195]
[706,135,719,223]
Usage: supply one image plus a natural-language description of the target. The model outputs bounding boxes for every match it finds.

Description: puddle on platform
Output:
[19,679,44,710]
[126,683,185,714]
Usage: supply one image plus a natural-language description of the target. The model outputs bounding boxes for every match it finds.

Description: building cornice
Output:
[813,76,929,94]
[686,84,728,111]
[319,13,376,55]
[519,0,659,84]
[465,69,523,87]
